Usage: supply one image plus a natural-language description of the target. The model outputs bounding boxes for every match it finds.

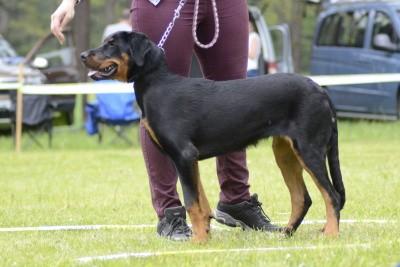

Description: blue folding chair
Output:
[85,81,140,145]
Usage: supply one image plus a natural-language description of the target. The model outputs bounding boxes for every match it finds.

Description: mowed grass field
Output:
[0,120,399,266]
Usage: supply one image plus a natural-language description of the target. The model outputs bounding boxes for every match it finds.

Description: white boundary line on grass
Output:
[76,243,371,263]
[0,223,228,232]
[0,219,395,233]
[296,219,395,225]
[0,224,153,232]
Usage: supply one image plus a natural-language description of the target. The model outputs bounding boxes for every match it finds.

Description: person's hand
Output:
[50,0,76,44]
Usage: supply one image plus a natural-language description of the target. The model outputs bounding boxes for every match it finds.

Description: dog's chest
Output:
[141,118,162,148]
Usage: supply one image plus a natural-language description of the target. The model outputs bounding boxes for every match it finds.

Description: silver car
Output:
[0,35,46,125]
[190,6,293,77]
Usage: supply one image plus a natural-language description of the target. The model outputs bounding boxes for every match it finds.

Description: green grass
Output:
[0,120,400,266]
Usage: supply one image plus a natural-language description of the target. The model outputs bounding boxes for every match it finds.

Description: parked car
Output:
[0,31,79,127]
[25,30,80,125]
[0,35,46,85]
[310,1,400,120]
[0,35,46,127]
[190,5,293,77]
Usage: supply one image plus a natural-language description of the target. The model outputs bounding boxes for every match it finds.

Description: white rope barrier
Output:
[0,83,21,90]
[309,73,400,86]
[2,73,400,94]
[21,82,134,95]
[0,82,134,93]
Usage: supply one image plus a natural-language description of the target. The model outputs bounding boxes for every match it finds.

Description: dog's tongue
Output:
[88,70,97,77]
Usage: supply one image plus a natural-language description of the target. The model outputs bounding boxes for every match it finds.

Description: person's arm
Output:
[50,0,79,44]
[248,33,261,60]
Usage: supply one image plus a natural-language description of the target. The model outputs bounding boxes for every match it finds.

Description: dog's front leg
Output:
[172,146,212,243]
[186,161,212,243]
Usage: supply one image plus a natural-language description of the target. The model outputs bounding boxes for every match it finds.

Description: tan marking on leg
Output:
[282,137,339,237]
[318,188,339,236]
[187,161,211,243]
[273,137,308,234]
[140,119,162,148]
[305,170,339,237]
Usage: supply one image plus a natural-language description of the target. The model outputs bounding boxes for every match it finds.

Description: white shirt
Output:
[247,32,261,71]
[102,22,132,41]
[148,0,161,5]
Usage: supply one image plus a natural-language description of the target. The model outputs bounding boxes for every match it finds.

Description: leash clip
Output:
[157,0,186,49]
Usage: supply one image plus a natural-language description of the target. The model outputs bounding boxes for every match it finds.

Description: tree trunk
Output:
[0,8,8,33]
[290,0,305,72]
[105,0,118,25]
[72,0,90,82]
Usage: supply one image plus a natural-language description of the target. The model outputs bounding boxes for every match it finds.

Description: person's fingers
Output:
[50,1,75,45]
[60,9,75,30]
[51,13,66,44]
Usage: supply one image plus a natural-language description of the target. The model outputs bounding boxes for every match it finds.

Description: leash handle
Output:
[157,0,186,49]
[192,0,220,49]
[157,0,220,50]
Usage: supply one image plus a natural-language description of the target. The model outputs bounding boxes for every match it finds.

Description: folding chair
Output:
[10,94,53,148]
[85,89,140,145]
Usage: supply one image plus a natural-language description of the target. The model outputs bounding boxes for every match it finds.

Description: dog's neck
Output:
[127,47,170,118]
[127,47,168,85]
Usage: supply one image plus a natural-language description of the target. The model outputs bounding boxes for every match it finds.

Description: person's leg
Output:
[194,0,280,232]
[131,0,200,239]
[194,0,250,204]
[131,0,187,219]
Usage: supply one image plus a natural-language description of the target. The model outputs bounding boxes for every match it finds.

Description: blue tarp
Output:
[85,81,140,135]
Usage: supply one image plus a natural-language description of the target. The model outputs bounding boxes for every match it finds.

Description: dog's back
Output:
[167,73,335,159]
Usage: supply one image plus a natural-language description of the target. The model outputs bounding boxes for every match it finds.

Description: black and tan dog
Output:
[81,31,345,242]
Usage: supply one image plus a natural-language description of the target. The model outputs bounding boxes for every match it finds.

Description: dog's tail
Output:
[327,116,346,210]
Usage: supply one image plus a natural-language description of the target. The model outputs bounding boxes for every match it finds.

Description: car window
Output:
[317,13,342,46]
[317,10,368,48]
[372,11,399,51]
[0,38,18,58]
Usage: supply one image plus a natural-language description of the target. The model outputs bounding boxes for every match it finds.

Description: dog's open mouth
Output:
[88,63,118,81]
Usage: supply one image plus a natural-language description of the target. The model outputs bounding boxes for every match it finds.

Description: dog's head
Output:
[80,31,160,82]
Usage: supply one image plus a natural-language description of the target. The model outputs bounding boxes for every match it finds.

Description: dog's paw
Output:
[282,226,295,237]
[191,231,210,244]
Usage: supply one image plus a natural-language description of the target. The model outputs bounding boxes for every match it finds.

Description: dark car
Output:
[310,1,400,120]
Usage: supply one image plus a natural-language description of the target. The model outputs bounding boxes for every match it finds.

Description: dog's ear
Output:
[129,34,152,67]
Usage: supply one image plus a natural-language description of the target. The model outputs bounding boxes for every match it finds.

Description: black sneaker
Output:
[214,194,281,232]
[157,206,192,241]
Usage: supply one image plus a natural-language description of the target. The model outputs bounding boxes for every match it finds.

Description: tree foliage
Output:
[0,0,129,55]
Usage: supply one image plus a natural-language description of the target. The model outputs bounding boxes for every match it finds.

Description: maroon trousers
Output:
[131,0,251,218]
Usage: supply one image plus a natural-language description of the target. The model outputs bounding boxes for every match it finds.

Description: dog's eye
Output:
[108,40,115,47]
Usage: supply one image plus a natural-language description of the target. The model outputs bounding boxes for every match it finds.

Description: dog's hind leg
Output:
[272,137,312,236]
[170,143,212,243]
[293,142,341,237]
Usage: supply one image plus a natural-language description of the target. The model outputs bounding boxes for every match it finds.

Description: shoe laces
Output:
[168,217,191,236]
[250,197,272,224]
